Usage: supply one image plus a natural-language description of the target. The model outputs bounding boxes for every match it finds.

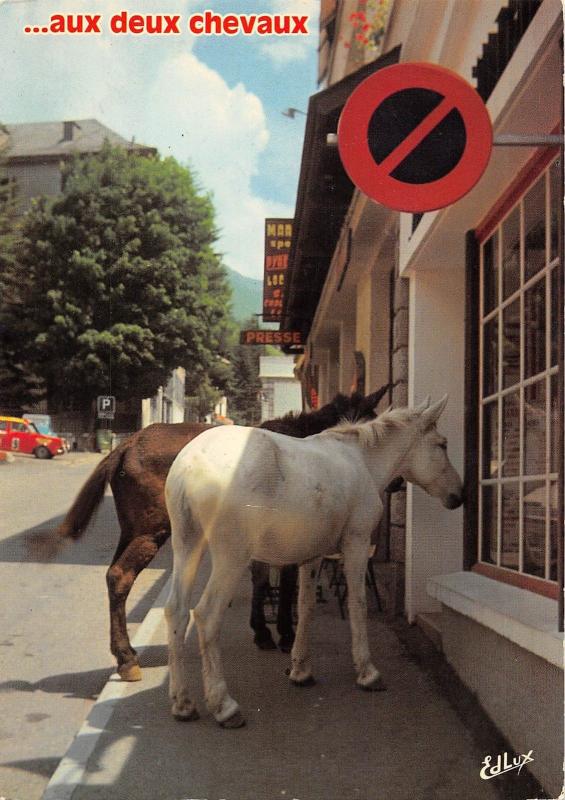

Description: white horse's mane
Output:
[321,407,419,448]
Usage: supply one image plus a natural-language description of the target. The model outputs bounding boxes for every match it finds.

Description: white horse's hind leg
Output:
[342,539,386,691]
[193,549,249,728]
[289,558,321,686]
[165,533,206,721]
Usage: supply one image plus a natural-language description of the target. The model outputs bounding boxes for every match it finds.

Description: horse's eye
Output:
[438,442,447,451]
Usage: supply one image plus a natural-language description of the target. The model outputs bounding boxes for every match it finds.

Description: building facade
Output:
[141,367,187,428]
[2,118,155,212]
[281,1,563,793]
[259,355,303,421]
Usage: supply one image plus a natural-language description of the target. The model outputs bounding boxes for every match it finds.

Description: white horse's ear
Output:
[422,394,449,427]
[414,395,431,414]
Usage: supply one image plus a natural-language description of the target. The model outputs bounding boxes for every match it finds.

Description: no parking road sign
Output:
[338,63,493,213]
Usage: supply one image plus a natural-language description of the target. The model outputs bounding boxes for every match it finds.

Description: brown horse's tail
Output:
[57,444,126,540]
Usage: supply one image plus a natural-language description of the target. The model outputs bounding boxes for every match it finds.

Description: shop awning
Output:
[280,45,401,348]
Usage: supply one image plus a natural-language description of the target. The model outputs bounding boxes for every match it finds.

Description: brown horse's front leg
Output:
[106,530,169,680]
[277,564,297,652]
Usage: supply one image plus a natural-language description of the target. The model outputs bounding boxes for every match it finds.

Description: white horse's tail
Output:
[182,534,208,642]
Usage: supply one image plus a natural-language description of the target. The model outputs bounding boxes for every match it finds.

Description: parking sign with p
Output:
[97,395,116,419]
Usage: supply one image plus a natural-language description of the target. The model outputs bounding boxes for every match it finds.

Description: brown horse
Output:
[58,387,390,681]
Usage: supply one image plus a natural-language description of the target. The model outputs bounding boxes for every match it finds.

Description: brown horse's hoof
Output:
[220,709,246,729]
[253,631,277,650]
[118,663,142,682]
[278,636,295,653]
[357,675,387,692]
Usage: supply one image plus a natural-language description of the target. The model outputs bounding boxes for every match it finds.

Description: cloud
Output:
[0,0,305,279]
[144,52,292,279]
[261,0,319,65]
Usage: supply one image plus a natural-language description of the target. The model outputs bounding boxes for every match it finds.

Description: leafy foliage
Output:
[0,170,44,409]
[6,144,232,414]
[226,317,262,425]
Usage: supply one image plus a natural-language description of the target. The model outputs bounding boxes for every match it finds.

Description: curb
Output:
[41,577,172,800]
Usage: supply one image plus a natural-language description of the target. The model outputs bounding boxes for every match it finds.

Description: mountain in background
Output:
[226,266,264,323]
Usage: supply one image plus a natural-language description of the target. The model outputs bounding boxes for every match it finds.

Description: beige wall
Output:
[405,264,466,621]
[441,607,564,797]
[7,161,62,211]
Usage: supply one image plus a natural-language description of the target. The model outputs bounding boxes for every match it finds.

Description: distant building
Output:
[2,118,155,213]
[3,118,183,435]
[259,356,302,421]
[141,368,186,428]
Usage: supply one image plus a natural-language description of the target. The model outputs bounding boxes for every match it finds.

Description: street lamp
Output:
[281,108,306,119]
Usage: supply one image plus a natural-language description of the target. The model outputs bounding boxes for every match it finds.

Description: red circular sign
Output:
[338,63,492,213]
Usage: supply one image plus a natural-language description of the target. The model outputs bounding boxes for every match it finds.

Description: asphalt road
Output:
[0,451,171,800]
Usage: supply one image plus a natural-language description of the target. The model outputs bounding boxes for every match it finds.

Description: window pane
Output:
[524,380,546,475]
[502,391,520,476]
[551,372,561,474]
[483,317,498,396]
[523,480,546,577]
[501,482,520,570]
[502,207,520,299]
[502,299,520,388]
[550,481,560,581]
[482,400,499,478]
[483,232,498,315]
[550,159,561,262]
[481,484,498,564]
[524,176,546,280]
[551,265,559,367]
[524,278,545,379]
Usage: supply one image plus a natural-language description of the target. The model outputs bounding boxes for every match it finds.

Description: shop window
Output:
[477,160,562,589]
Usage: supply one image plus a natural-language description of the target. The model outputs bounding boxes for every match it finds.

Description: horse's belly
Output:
[248,512,344,566]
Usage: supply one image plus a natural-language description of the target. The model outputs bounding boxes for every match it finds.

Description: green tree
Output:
[9,144,231,420]
[227,317,262,425]
[0,167,43,409]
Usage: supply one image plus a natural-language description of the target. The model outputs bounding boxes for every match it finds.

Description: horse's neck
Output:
[361,423,418,492]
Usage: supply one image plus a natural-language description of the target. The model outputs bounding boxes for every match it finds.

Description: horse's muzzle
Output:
[444,492,464,510]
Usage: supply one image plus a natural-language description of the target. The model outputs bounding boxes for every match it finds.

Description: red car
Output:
[0,416,64,459]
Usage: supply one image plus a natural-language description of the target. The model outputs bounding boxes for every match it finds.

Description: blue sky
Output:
[0,0,319,278]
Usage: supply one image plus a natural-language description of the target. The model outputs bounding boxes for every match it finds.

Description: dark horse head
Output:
[260,384,390,438]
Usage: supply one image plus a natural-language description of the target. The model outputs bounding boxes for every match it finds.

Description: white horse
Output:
[164,396,463,728]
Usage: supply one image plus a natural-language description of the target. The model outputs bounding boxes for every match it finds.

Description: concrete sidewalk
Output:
[42,563,508,800]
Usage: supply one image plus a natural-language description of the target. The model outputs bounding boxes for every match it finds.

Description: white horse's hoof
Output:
[213,695,243,727]
[172,702,200,721]
[357,674,387,692]
[289,673,316,687]
[219,709,246,728]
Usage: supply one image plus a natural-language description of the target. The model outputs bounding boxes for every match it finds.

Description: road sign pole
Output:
[493,134,564,146]
[329,133,565,148]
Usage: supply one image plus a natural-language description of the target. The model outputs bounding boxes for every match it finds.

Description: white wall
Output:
[405,263,466,621]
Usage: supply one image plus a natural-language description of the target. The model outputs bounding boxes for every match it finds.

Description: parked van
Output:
[0,416,65,459]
